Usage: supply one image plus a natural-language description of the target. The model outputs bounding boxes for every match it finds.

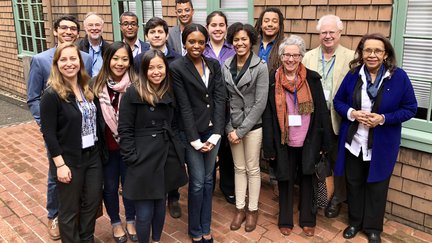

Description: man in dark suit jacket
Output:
[133,17,183,219]
[26,15,93,241]
[167,0,195,56]
[120,11,150,58]
[76,12,110,77]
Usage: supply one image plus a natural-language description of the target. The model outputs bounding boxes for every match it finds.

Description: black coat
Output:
[262,68,331,181]
[118,86,188,200]
[170,55,227,142]
[40,87,107,177]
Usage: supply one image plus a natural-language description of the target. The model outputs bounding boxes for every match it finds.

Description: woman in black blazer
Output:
[118,49,188,243]
[170,24,226,243]
[40,42,105,243]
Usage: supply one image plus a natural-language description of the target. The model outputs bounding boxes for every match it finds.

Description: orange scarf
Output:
[275,63,314,144]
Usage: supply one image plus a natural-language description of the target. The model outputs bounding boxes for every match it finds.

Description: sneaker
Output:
[48,217,61,240]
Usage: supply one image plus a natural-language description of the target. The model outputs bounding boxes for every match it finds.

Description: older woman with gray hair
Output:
[262,35,331,237]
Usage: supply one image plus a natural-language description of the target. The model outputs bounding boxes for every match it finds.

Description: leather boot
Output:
[230,208,246,230]
[245,209,258,232]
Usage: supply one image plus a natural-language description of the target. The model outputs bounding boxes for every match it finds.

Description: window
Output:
[111,0,163,41]
[12,0,46,56]
[392,0,432,153]
[189,0,252,26]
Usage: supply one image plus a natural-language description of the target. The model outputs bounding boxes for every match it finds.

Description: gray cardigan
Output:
[222,53,269,138]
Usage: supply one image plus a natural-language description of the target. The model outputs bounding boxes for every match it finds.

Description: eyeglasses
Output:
[320,31,339,37]
[362,48,385,56]
[120,22,138,27]
[58,25,78,32]
[176,8,192,14]
[281,53,302,60]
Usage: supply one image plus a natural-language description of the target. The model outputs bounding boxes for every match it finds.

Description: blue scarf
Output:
[364,64,386,102]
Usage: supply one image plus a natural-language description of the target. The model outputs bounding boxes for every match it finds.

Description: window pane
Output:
[221,0,248,8]
[142,0,163,23]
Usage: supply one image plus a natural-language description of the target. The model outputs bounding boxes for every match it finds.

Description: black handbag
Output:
[315,153,331,182]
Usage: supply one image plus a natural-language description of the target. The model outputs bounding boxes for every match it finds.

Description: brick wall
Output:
[0,0,26,97]
[387,148,432,233]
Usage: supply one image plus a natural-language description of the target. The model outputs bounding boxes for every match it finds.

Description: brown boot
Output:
[245,209,258,232]
[230,208,246,230]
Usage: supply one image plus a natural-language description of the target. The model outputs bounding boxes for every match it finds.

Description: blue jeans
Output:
[47,169,58,219]
[45,144,58,220]
[103,150,136,225]
[181,131,220,238]
[134,199,166,242]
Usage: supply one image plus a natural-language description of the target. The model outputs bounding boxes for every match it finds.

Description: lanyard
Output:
[321,50,336,81]
[293,75,298,111]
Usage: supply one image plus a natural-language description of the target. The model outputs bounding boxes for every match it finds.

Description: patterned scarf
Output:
[275,63,314,144]
[99,72,131,142]
[364,64,386,102]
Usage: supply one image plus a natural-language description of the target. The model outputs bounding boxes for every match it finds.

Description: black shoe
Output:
[366,232,381,243]
[112,233,127,243]
[325,202,341,218]
[343,226,361,239]
[224,194,235,205]
[168,200,182,218]
[126,225,138,242]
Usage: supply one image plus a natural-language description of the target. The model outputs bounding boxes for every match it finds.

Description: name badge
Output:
[323,89,331,101]
[82,134,95,148]
[288,115,302,126]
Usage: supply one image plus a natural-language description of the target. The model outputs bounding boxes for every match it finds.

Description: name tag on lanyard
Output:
[288,115,302,126]
[288,79,302,126]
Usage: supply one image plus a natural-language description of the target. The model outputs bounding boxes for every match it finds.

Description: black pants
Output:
[329,133,346,205]
[216,135,235,197]
[278,146,315,229]
[345,149,390,234]
[56,147,103,243]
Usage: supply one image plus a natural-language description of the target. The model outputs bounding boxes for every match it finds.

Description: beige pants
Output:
[230,128,262,211]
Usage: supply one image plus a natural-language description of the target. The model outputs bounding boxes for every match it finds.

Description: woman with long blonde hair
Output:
[40,42,105,242]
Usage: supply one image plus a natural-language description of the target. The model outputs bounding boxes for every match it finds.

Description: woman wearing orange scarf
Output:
[262,35,331,237]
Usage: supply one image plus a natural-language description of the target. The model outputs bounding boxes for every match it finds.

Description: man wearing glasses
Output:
[167,0,195,56]
[26,15,92,241]
[77,12,109,77]
[120,12,150,57]
[302,14,355,219]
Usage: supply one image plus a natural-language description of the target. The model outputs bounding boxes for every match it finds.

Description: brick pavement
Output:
[1,122,431,242]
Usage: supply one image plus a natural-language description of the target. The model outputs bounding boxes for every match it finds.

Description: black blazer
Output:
[40,87,106,176]
[170,55,227,142]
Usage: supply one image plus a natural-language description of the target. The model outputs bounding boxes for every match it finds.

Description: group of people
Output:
[26,0,418,243]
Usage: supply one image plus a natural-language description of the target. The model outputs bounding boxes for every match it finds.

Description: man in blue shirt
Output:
[254,8,285,74]
[26,15,92,241]
[77,12,109,77]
